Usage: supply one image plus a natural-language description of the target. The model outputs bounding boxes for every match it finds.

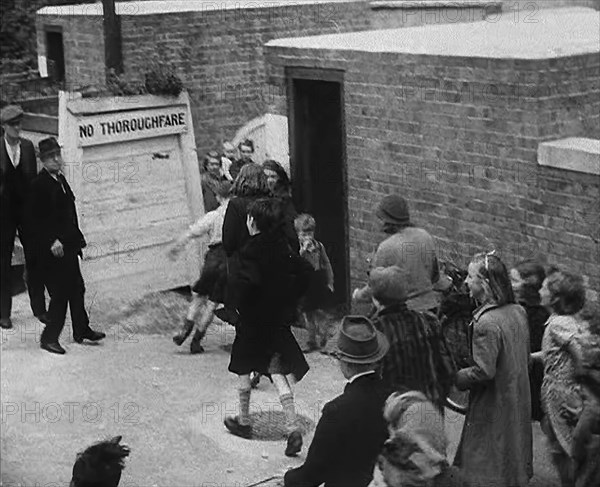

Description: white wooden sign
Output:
[77,106,188,147]
[59,91,204,304]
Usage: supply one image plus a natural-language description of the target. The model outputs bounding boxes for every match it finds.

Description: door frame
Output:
[285,67,350,309]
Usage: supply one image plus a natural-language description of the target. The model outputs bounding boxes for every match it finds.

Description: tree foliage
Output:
[0,0,96,73]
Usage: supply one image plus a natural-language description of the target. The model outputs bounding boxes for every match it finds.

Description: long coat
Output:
[228,231,312,380]
[454,303,533,487]
[284,373,389,487]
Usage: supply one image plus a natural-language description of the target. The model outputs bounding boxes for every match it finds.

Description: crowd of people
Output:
[2,103,599,486]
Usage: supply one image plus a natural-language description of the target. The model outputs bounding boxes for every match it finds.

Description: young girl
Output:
[294,213,334,352]
[536,269,598,487]
[510,260,550,422]
[168,180,232,354]
[454,251,533,487]
[224,198,312,457]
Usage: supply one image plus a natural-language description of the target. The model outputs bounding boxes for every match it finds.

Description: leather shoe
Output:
[74,329,106,344]
[285,430,303,457]
[0,318,13,329]
[35,313,51,326]
[41,341,66,355]
[224,416,252,439]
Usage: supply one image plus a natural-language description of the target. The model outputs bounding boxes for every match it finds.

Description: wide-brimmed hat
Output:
[1,105,24,125]
[333,315,389,364]
[38,137,61,159]
[376,195,410,226]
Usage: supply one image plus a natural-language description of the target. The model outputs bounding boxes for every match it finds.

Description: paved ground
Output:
[1,292,559,486]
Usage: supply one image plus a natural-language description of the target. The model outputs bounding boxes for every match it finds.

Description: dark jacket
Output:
[234,231,311,327]
[222,196,299,258]
[0,137,38,227]
[28,169,86,258]
[284,373,388,487]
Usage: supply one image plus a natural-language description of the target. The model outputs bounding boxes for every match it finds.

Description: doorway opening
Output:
[288,68,349,309]
[45,28,65,82]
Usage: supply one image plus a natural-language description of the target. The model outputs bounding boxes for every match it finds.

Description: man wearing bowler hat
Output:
[284,316,390,487]
[0,104,48,329]
[29,137,105,354]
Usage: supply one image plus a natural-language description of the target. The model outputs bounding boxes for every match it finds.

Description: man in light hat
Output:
[0,104,48,329]
[353,194,450,313]
[284,315,390,487]
[28,137,105,354]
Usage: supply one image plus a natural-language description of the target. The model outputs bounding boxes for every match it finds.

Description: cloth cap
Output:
[1,105,24,124]
[333,315,389,364]
[376,195,410,226]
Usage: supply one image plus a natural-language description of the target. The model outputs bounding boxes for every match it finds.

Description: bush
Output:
[144,61,183,97]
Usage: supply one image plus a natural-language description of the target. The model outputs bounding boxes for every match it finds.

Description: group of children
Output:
[168,146,335,457]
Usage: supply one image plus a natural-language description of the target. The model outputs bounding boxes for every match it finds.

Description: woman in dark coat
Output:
[224,198,312,457]
[510,260,550,422]
[262,159,299,252]
[217,164,271,325]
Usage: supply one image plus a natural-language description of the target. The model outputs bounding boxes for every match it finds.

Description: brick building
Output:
[265,7,600,301]
[34,1,600,304]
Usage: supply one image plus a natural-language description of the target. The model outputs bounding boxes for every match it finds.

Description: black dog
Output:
[70,436,130,487]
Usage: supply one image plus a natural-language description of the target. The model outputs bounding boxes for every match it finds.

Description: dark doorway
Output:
[288,69,349,309]
[45,29,65,82]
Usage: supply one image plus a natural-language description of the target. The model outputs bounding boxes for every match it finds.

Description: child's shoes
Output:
[285,430,303,457]
[173,318,195,346]
[224,416,252,439]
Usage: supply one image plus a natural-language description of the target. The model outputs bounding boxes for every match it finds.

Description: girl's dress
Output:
[187,201,229,304]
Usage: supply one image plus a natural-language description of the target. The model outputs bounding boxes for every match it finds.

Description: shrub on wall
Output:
[106,62,183,97]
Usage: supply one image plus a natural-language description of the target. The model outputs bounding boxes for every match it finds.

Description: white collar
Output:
[346,370,376,385]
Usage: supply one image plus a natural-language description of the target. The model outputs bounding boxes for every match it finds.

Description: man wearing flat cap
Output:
[28,137,105,354]
[353,195,450,313]
[284,316,390,487]
[0,104,47,329]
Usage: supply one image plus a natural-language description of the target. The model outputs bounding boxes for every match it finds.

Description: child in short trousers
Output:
[294,213,334,352]
[168,180,232,354]
[225,198,313,457]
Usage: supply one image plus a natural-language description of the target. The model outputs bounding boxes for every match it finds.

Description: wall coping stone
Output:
[266,7,599,59]
[37,0,362,16]
[538,138,600,176]
[370,1,501,9]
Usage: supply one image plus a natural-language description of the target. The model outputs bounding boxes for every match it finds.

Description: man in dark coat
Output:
[0,105,47,329]
[29,137,105,354]
[284,315,390,487]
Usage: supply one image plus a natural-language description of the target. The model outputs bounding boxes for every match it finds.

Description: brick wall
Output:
[118,2,370,155]
[265,46,600,294]
[36,14,104,88]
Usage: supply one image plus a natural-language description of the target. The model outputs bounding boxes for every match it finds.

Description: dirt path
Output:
[1,293,559,486]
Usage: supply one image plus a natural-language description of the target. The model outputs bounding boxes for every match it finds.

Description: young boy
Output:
[168,180,232,353]
[294,213,334,352]
[225,198,313,457]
